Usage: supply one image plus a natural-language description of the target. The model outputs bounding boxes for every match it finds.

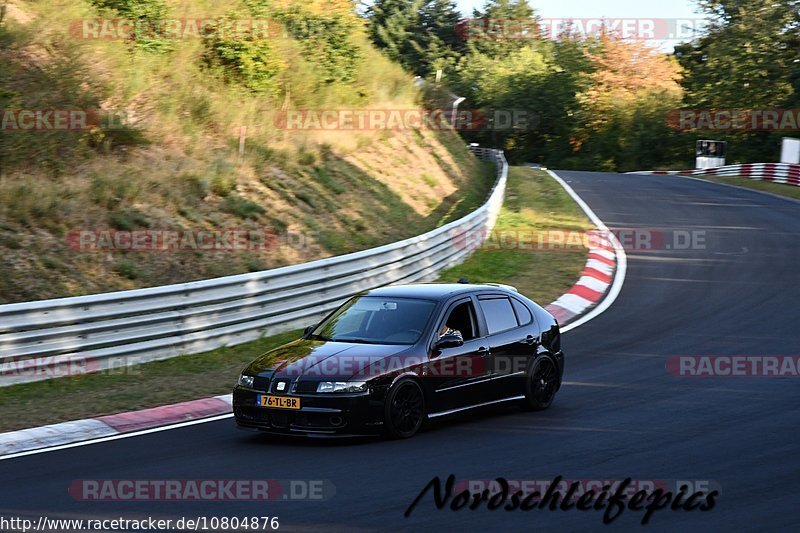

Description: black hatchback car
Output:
[233,283,564,438]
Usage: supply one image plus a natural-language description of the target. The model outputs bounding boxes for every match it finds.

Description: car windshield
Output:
[310,296,436,345]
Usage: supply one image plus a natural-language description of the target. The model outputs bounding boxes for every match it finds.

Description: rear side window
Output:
[512,298,533,325]
[478,297,518,334]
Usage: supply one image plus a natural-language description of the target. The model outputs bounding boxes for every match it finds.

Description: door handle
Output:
[522,335,537,345]
[477,346,490,355]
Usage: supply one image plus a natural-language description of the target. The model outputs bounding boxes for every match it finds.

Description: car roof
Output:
[364,283,514,300]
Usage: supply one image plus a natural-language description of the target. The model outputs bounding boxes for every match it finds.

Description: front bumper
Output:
[232,385,386,436]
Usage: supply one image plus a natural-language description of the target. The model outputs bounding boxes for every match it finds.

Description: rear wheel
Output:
[384,379,425,439]
[521,356,558,411]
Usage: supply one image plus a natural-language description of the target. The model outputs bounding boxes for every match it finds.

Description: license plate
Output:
[257,395,301,410]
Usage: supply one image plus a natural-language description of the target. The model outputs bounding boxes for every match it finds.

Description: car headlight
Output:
[316,381,368,393]
[238,374,255,388]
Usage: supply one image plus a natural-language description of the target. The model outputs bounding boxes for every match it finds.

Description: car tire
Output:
[384,378,426,439]
[521,356,559,411]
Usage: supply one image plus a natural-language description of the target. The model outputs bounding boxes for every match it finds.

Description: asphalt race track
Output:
[2,172,800,532]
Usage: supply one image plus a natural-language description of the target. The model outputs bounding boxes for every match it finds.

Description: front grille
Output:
[294,381,318,394]
[269,411,290,428]
[235,406,346,430]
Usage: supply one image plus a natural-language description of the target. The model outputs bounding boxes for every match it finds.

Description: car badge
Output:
[276,381,286,391]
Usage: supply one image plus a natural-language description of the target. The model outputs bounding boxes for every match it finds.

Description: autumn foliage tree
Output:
[573,36,684,171]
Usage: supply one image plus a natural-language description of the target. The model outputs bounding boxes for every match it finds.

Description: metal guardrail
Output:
[0,147,507,386]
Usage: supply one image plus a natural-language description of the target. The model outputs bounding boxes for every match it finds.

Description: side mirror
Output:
[303,325,315,337]
[434,334,464,350]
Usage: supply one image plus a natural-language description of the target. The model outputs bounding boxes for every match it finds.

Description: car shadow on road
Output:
[234,402,561,448]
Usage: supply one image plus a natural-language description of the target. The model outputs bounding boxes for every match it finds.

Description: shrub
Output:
[115,259,139,279]
[297,149,317,166]
[274,6,362,84]
[202,15,286,96]
[208,160,238,197]
[181,174,209,201]
[3,184,59,225]
[90,0,172,53]
[89,174,140,209]
[222,195,265,219]
[210,173,237,197]
[109,209,152,230]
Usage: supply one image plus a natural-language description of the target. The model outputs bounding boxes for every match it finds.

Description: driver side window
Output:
[439,301,478,341]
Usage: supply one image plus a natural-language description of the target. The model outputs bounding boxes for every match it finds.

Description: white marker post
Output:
[238,126,247,158]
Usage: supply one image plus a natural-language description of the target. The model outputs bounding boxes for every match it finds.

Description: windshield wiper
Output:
[329,337,373,344]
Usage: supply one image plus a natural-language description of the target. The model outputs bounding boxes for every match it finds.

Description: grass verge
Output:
[0,330,300,433]
[692,176,800,201]
[0,167,592,433]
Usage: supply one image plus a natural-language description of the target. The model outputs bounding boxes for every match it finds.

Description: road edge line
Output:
[544,170,628,333]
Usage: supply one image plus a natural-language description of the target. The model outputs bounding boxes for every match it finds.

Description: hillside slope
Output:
[0,0,493,303]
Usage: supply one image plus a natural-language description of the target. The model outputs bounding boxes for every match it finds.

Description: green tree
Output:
[420,0,465,75]
[367,0,425,72]
[676,0,798,109]
[451,41,554,160]
[422,0,463,53]
[675,0,799,162]
[467,0,536,59]
[367,0,465,76]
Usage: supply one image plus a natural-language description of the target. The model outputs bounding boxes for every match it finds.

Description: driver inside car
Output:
[439,323,463,342]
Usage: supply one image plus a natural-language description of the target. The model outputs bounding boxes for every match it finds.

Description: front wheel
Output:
[384,379,425,439]
[521,356,559,411]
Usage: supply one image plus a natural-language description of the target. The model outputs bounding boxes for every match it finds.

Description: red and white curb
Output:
[545,230,616,326]
[544,169,627,333]
[0,169,626,459]
[0,395,232,458]
[628,162,800,186]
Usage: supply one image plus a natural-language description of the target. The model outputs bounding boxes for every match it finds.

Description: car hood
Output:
[245,338,413,381]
